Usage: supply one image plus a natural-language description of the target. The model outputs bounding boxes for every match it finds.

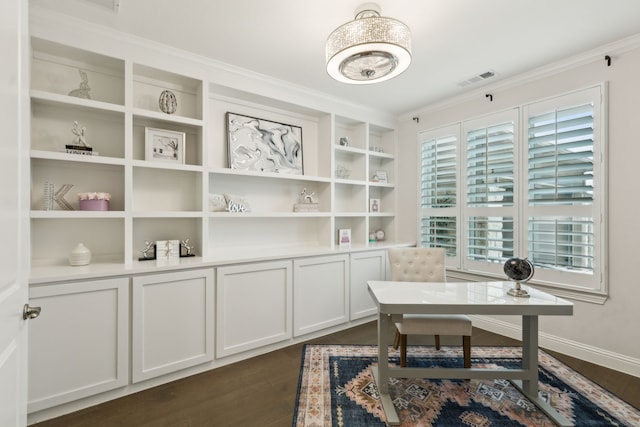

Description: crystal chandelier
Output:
[326,3,412,84]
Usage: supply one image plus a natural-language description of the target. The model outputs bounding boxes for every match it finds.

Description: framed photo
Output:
[372,170,388,183]
[226,112,303,175]
[370,198,381,213]
[145,127,185,164]
[338,228,351,247]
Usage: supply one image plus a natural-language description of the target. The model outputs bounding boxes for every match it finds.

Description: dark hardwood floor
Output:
[32,322,639,427]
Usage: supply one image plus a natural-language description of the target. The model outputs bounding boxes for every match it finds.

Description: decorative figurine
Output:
[339,137,349,147]
[141,240,156,260]
[293,188,319,212]
[159,89,178,114]
[298,188,317,204]
[180,239,195,257]
[68,69,91,99]
[71,121,90,148]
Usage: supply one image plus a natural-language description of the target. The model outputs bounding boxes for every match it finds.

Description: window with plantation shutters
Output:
[417,85,607,299]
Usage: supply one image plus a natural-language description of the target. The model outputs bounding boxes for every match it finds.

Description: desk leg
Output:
[374,312,400,425]
[511,315,573,427]
[522,314,538,396]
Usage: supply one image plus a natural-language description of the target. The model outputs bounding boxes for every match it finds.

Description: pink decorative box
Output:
[78,192,111,211]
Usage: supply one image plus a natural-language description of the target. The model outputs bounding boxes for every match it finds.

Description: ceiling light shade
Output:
[326,3,411,84]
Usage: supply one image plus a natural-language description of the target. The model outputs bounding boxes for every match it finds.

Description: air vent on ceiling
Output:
[458,70,496,87]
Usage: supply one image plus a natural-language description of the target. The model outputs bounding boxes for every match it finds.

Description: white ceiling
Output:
[31,0,640,115]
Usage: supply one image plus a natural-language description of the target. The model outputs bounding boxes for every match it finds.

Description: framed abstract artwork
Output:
[226,112,303,174]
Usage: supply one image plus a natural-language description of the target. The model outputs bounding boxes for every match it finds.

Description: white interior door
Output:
[0,1,30,426]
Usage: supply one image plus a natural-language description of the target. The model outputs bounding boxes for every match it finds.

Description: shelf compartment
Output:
[132,218,203,261]
[368,185,395,215]
[31,98,125,158]
[208,216,331,252]
[207,93,327,178]
[335,115,366,150]
[133,64,203,120]
[30,217,124,267]
[368,216,396,243]
[132,167,203,212]
[132,115,203,166]
[31,38,125,106]
[334,182,366,213]
[31,158,124,211]
[334,216,367,246]
[209,173,331,214]
[334,148,366,181]
[368,153,395,184]
[369,124,395,155]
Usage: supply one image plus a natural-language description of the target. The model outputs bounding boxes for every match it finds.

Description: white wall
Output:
[396,36,640,376]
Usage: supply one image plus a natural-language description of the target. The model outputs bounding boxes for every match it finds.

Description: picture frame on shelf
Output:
[338,229,351,247]
[369,198,380,213]
[145,127,185,164]
[372,170,388,183]
[226,112,303,175]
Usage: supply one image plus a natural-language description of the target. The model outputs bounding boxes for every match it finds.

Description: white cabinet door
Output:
[216,261,292,358]
[132,269,214,383]
[28,278,129,413]
[293,254,349,337]
[350,250,386,320]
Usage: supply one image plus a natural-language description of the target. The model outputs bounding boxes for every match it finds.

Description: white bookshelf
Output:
[29,36,399,277]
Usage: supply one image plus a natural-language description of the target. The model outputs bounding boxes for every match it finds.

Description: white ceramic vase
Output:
[69,243,91,266]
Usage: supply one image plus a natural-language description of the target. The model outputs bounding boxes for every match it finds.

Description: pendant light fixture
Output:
[326,2,412,84]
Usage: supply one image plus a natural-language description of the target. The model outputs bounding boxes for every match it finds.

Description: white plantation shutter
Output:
[524,86,604,291]
[421,135,457,208]
[463,110,517,271]
[419,125,460,262]
[528,103,594,206]
[466,121,515,207]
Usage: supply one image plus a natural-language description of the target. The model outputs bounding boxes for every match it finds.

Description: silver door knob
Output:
[23,304,42,320]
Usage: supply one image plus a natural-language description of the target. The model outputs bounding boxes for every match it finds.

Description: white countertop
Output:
[367,280,573,316]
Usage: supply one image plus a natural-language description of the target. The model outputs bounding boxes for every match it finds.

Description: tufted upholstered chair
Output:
[387,247,472,368]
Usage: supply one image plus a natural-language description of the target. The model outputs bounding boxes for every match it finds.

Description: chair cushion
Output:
[395,314,472,336]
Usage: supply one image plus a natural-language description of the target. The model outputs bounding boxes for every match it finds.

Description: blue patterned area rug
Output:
[293,345,640,426]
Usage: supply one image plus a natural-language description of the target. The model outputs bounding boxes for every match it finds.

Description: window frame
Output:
[417,84,608,303]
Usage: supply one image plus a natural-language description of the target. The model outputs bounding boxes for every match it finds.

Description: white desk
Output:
[367,280,574,426]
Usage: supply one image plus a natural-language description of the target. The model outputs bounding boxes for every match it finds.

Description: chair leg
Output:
[434,334,441,350]
[463,335,471,368]
[400,334,407,367]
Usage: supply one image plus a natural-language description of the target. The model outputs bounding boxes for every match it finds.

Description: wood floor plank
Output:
[31,322,639,426]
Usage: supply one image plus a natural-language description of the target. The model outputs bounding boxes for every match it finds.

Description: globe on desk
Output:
[503,257,534,297]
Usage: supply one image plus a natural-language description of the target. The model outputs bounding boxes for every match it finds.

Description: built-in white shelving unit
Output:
[25,15,411,423]
[28,35,398,278]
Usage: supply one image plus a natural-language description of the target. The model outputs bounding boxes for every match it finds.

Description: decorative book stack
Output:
[293,203,319,212]
[65,144,98,156]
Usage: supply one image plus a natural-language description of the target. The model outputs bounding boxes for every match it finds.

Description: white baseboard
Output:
[471,315,640,379]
